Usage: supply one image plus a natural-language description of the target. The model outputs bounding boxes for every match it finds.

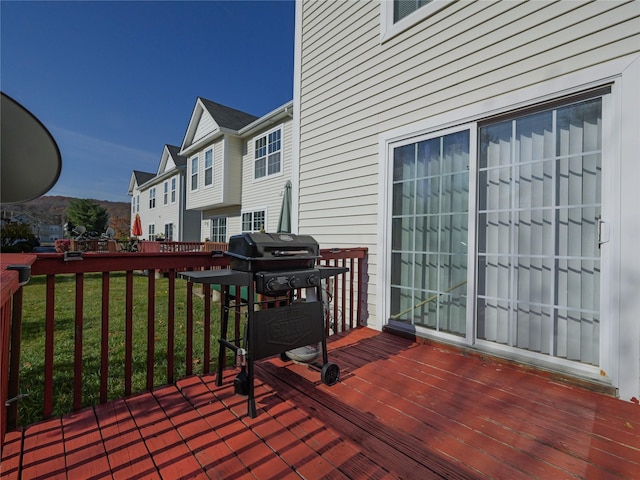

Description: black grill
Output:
[180,232,346,418]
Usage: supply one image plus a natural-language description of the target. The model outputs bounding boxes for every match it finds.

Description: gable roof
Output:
[199,98,258,131]
[128,170,156,195]
[179,97,259,155]
[166,145,186,167]
[133,170,155,185]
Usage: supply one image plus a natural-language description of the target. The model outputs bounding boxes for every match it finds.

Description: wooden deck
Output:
[2,328,639,479]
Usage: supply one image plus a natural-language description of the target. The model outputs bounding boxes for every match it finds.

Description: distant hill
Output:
[1,195,131,238]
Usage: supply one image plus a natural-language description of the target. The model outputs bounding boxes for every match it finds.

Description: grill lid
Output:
[226,232,319,271]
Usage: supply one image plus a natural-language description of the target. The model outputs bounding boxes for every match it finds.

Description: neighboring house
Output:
[293,1,640,400]
[179,97,294,241]
[128,145,200,241]
[3,212,63,241]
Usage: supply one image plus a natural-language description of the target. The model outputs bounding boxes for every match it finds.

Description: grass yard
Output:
[18,272,227,426]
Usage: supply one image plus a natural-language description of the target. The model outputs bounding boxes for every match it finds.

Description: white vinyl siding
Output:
[296,0,640,396]
[192,109,216,144]
[187,138,228,210]
[242,118,293,233]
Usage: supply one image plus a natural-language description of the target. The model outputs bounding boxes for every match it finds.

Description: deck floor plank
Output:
[62,407,111,479]
[2,328,639,479]
[94,398,161,480]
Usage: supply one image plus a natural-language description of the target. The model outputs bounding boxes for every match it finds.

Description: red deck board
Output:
[126,389,209,480]
[0,429,22,479]
[62,408,111,479]
[94,398,161,480]
[3,328,639,480]
[20,419,66,480]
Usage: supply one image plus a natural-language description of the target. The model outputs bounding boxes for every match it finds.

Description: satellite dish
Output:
[74,225,86,236]
[1,92,62,204]
[105,227,115,238]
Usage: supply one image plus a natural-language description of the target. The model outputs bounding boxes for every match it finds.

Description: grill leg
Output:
[216,286,230,387]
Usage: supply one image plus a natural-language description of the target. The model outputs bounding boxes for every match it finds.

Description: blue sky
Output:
[1,0,295,203]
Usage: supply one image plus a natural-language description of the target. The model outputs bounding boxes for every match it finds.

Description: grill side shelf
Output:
[178,269,252,286]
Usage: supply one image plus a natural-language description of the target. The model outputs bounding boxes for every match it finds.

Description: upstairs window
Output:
[254,128,282,180]
[204,148,213,186]
[171,178,176,203]
[163,181,168,205]
[149,188,156,209]
[381,0,452,43]
[394,0,432,22]
[191,157,198,190]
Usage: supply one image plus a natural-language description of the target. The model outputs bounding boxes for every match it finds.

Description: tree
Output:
[66,199,110,234]
[0,221,38,251]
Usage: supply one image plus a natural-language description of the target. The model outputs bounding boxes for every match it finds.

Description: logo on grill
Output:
[278,234,293,241]
[267,311,312,346]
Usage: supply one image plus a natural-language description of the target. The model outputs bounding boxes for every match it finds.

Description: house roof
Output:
[166,145,186,167]
[198,97,258,131]
[133,170,156,185]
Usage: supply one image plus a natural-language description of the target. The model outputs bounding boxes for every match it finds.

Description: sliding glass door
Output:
[388,95,603,367]
[477,98,602,365]
[390,130,469,336]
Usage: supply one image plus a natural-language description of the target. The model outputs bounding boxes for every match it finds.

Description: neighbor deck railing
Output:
[0,247,367,451]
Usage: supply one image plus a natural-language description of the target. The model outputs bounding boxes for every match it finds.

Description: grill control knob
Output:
[306,274,319,287]
[288,276,303,289]
[266,278,277,292]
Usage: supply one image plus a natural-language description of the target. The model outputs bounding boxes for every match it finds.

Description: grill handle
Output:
[272,249,311,257]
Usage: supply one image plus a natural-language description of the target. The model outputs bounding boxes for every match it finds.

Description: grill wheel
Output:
[321,362,340,386]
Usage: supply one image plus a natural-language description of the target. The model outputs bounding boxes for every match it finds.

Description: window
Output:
[210,217,227,243]
[149,188,156,209]
[242,210,266,232]
[148,224,155,240]
[131,198,135,215]
[254,128,282,179]
[204,148,213,186]
[381,0,453,43]
[163,181,168,205]
[171,178,176,203]
[191,156,198,190]
[388,94,604,367]
[136,195,140,213]
[164,223,174,241]
[394,0,432,22]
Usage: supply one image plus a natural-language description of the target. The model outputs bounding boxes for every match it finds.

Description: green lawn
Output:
[18,272,228,426]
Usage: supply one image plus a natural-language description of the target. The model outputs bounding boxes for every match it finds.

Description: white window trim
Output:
[170,177,177,204]
[380,0,454,43]
[241,207,268,232]
[252,126,284,182]
[149,187,156,209]
[163,181,169,205]
[209,216,227,243]
[190,155,199,191]
[204,147,214,188]
[377,55,640,399]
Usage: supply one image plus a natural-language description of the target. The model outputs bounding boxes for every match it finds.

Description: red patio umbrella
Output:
[132,213,143,237]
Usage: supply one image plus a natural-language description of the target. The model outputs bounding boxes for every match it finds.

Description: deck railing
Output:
[0,247,367,451]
